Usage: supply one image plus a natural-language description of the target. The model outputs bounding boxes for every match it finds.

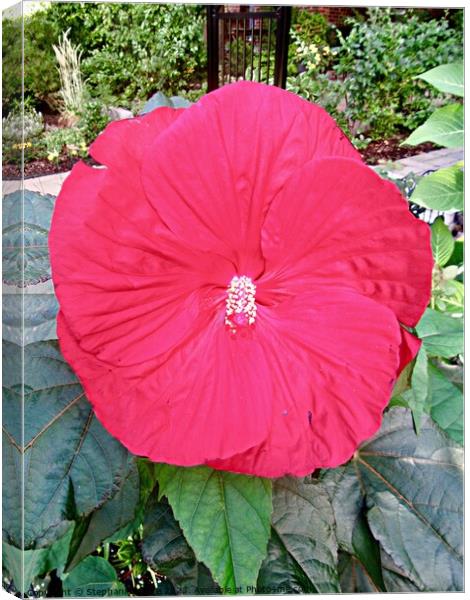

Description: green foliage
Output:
[333,8,463,138]
[24,9,62,108]
[432,263,464,316]
[44,3,206,107]
[400,347,429,431]
[78,99,111,144]
[3,527,73,593]
[404,103,463,148]
[431,217,455,267]
[62,556,126,597]
[42,127,88,162]
[2,15,22,111]
[143,496,219,594]
[291,8,330,47]
[2,190,140,592]
[425,363,463,444]
[288,9,333,77]
[337,514,385,592]
[416,61,464,97]
[257,477,340,593]
[287,74,347,131]
[322,408,463,591]
[411,164,463,212]
[2,109,44,143]
[3,9,61,111]
[403,62,464,149]
[2,108,45,164]
[2,339,137,549]
[140,91,192,115]
[66,462,140,571]
[397,350,465,446]
[5,3,206,110]
[287,10,337,107]
[416,308,463,358]
[2,190,54,286]
[156,464,272,593]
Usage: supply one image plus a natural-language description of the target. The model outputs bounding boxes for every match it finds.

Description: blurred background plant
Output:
[287,7,463,144]
[52,29,85,125]
[1,106,45,164]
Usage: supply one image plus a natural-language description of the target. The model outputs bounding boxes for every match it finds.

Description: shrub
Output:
[24,9,62,108]
[2,15,22,112]
[333,8,463,138]
[32,3,206,107]
[2,108,44,144]
[2,107,45,165]
[4,3,207,110]
[291,8,330,47]
[288,9,332,77]
[41,126,87,162]
[78,99,111,144]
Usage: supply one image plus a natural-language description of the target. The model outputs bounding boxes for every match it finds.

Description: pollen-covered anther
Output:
[225,275,257,333]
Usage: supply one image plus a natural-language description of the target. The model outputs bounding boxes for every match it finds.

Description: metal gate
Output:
[207,5,292,91]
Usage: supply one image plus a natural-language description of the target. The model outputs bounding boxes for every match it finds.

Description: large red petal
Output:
[398,327,421,374]
[49,162,234,368]
[57,311,272,465]
[141,81,360,277]
[260,157,433,327]
[89,106,182,171]
[209,288,402,477]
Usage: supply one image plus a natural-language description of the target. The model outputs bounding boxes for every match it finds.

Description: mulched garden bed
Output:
[2,155,100,180]
[360,135,438,165]
[2,133,438,180]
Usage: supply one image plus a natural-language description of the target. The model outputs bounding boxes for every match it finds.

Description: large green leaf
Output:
[140,91,192,114]
[155,464,272,593]
[106,459,157,543]
[3,526,73,593]
[3,293,58,346]
[380,549,420,592]
[426,362,463,444]
[338,551,379,592]
[447,237,463,267]
[62,556,126,597]
[322,408,463,591]
[2,190,55,286]
[400,348,429,432]
[2,340,134,549]
[416,308,463,357]
[257,477,340,594]
[416,62,463,97]
[66,458,140,570]
[397,351,463,444]
[321,464,385,592]
[403,104,463,148]
[143,495,220,595]
[434,276,464,316]
[431,217,454,267]
[410,165,463,212]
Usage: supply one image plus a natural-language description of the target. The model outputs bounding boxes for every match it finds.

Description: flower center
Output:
[225,275,257,334]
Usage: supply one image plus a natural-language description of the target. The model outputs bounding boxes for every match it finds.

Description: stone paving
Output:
[374,146,463,179]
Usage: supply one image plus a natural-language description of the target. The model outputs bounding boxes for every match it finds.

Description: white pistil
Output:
[225,275,257,334]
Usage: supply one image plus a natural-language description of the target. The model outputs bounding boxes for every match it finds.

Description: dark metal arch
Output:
[207,5,292,91]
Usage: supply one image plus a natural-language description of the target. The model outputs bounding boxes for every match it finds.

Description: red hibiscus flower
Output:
[49,82,433,478]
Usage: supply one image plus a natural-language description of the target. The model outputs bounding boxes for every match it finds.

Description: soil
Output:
[2,155,99,180]
[359,134,438,165]
[2,132,438,180]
